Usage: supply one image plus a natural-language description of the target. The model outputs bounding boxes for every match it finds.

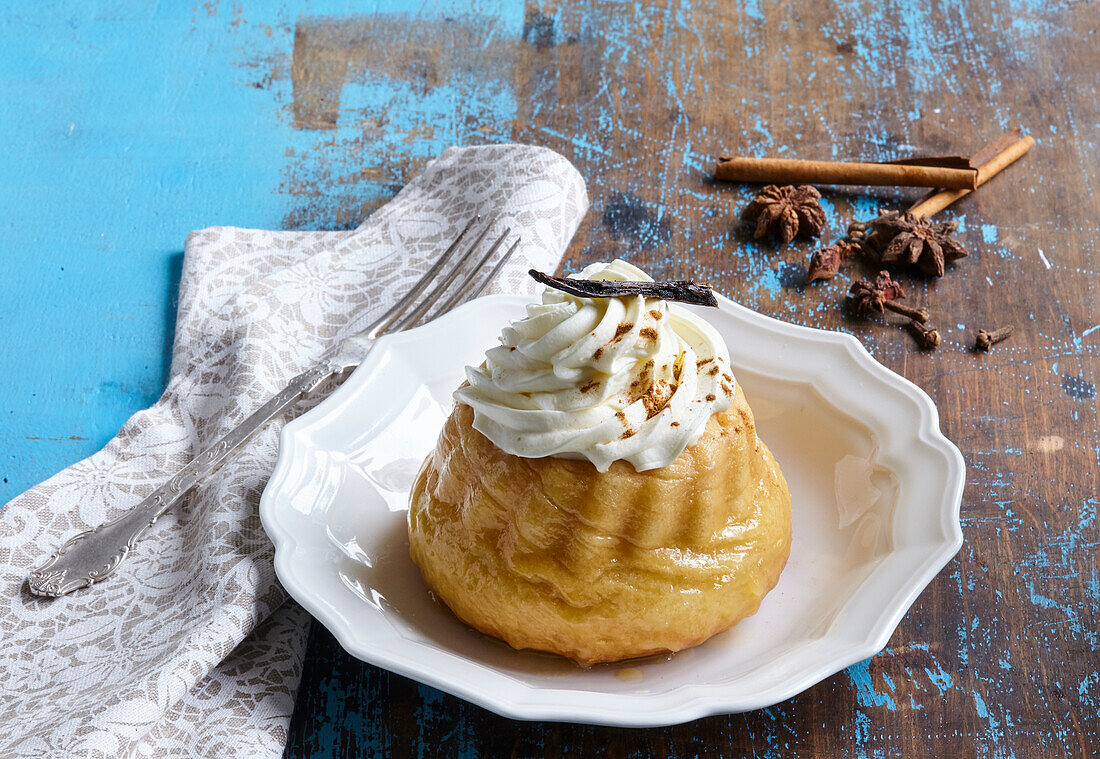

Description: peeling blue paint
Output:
[848,660,898,711]
[3,1,1098,756]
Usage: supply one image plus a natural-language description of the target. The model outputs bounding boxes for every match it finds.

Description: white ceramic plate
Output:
[259,294,964,726]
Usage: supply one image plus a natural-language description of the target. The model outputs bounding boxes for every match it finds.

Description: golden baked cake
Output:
[408,260,791,664]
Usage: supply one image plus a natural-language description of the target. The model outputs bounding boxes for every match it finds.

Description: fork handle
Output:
[27,361,340,597]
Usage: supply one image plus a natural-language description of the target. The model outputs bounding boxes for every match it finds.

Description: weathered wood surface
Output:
[2,1,1096,757]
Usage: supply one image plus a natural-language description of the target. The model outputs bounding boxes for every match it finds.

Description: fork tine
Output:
[387,216,499,334]
[466,237,521,300]
[365,215,479,339]
[427,229,513,320]
[430,234,521,319]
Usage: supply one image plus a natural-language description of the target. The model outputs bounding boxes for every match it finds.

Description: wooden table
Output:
[3,2,1096,756]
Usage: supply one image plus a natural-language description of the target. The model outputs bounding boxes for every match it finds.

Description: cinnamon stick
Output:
[857,129,1033,252]
[715,156,978,189]
[909,134,1035,217]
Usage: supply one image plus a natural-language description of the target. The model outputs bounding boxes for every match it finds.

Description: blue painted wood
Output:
[2,1,1097,757]
[2,2,281,500]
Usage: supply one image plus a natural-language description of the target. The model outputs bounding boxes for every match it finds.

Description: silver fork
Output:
[28,216,520,597]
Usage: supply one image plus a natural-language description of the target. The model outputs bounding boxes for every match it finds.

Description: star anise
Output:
[741,184,826,244]
[848,271,905,317]
[866,211,969,277]
[847,271,929,323]
[806,239,862,283]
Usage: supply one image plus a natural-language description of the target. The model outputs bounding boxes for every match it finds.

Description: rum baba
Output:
[407,260,791,664]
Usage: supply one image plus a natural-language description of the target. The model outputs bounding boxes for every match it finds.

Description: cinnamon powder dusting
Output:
[640,379,674,418]
[708,365,720,376]
[697,357,712,367]
[612,322,633,340]
[639,327,658,340]
[706,393,716,402]
[579,380,600,393]
[648,309,663,320]
[627,359,656,400]
[614,410,633,439]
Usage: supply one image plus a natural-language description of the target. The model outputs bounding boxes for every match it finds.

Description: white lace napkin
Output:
[0,145,588,758]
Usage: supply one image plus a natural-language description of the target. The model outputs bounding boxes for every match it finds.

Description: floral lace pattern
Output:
[0,145,588,757]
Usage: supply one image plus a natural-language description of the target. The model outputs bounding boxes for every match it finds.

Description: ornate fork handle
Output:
[27,216,518,597]
[27,361,340,597]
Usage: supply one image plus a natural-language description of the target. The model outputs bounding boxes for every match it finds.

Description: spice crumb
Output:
[639,327,658,340]
[670,421,680,427]
[579,380,600,393]
[708,365,720,376]
[640,379,674,418]
[612,322,633,340]
[706,393,716,402]
[649,309,663,320]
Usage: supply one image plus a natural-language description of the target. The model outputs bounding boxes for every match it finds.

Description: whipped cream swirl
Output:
[454,260,736,472]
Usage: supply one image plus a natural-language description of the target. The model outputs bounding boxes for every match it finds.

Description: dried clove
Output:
[886,301,931,324]
[907,319,941,350]
[975,325,1014,351]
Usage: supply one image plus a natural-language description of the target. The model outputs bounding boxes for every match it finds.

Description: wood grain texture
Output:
[0,0,1095,757]
[276,1,1098,756]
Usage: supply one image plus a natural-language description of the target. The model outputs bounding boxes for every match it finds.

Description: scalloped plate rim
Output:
[260,293,965,726]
